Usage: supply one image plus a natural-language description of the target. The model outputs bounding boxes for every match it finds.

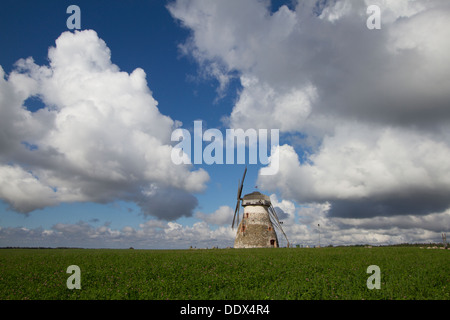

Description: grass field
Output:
[0,247,448,300]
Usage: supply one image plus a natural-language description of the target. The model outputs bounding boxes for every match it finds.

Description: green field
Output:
[0,247,448,300]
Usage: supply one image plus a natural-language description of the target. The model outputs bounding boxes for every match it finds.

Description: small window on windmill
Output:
[241,225,246,232]
[268,226,272,231]
[246,213,249,218]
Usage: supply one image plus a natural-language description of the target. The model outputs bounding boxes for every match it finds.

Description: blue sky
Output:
[1,0,449,248]
[0,0,275,247]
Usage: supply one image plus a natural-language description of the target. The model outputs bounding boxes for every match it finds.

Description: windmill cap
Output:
[242,191,271,206]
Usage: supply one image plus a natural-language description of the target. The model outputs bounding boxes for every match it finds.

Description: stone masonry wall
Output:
[234,205,279,248]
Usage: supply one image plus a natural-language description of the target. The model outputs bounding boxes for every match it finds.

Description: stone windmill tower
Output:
[232,168,289,248]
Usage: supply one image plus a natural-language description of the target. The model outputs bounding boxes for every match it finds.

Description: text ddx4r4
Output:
[180,304,270,317]
[224,304,270,315]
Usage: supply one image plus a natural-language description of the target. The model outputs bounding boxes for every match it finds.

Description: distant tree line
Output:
[0,246,85,249]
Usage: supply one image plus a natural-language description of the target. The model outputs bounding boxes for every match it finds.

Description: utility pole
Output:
[318,223,321,248]
[443,233,447,249]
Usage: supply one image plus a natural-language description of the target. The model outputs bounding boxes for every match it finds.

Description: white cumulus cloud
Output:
[0,30,209,219]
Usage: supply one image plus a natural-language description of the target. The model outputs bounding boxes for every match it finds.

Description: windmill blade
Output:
[237,167,247,200]
[268,205,278,224]
[269,205,290,248]
[232,199,240,229]
[232,167,247,229]
[236,179,241,200]
[268,206,281,230]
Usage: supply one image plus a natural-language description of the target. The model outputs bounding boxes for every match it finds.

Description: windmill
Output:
[232,167,289,248]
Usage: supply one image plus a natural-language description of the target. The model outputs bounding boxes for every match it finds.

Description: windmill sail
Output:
[232,167,247,229]
[268,205,290,248]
